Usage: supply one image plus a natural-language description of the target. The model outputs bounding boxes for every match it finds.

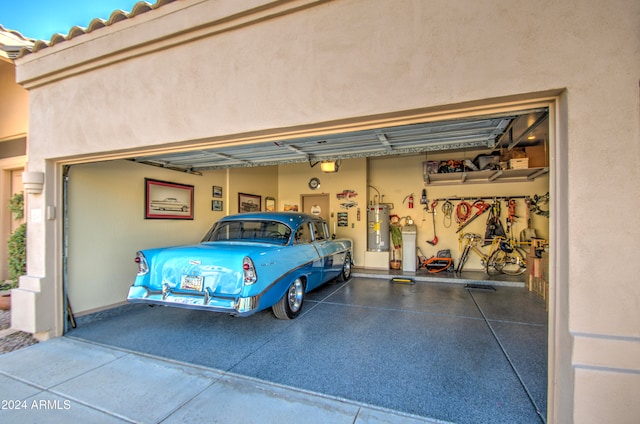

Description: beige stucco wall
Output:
[12,0,640,422]
[0,58,27,281]
[0,59,28,142]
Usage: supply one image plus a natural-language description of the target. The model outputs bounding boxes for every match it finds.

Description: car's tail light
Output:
[134,252,149,275]
[242,257,257,285]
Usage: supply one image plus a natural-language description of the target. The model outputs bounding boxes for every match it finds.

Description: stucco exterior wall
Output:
[12,0,640,422]
[0,59,28,142]
[0,58,28,281]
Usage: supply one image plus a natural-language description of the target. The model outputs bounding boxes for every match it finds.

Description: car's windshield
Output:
[203,220,292,245]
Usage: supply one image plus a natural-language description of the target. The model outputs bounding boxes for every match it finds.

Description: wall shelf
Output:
[423,167,549,185]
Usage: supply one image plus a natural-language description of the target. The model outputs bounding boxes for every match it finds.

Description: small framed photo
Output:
[265,197,276,212]
[212,186,223,198]
[212,200,223,211]
[145,179,194,220]
[238,193,261,213]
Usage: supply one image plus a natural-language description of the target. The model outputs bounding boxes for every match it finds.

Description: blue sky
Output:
[1,0,143,40]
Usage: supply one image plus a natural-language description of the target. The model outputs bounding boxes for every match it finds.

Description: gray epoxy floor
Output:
[67,277,548,424]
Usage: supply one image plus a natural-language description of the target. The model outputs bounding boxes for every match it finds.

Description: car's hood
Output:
[142,242,283,295]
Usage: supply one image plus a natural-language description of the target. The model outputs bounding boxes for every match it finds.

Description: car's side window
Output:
[312,221,327,241]
[294,222,313,244]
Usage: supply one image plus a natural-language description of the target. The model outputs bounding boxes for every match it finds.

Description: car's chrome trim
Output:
[127,286,261,316]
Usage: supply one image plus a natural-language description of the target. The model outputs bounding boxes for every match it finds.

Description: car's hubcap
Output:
[288,279,304,312]
[344,256,351,278]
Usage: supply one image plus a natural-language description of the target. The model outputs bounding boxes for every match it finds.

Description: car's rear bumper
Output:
[127,286,260,316]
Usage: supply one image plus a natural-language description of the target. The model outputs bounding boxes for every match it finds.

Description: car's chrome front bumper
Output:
[127,286,260,316]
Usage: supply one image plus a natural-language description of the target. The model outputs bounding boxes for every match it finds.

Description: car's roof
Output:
[219,212,322,227]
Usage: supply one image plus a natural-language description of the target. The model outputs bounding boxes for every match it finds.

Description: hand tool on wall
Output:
[427,200,438,245]
[506,198,518,234]
[456,201,472,226]
[456,200,490,233]
[484,200,506,243]
[442,200,453,228]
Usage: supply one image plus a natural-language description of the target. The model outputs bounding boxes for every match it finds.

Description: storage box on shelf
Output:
[525,144,548,168]
[509,157,529,169]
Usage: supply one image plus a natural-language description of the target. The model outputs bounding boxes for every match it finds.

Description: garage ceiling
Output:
[132,109,548,173]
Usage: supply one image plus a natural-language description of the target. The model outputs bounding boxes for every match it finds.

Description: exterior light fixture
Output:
[22,171,45,194]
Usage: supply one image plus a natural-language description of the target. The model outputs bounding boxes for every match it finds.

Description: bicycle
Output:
[456,233,527,275]
[486,238,528,276]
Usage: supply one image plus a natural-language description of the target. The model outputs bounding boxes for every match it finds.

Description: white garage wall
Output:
[278,158,368,266]
[66,160,223,314]
[368,153,549,271]
[67,159,280,314]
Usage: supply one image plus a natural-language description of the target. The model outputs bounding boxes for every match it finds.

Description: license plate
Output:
[180,275,203,291]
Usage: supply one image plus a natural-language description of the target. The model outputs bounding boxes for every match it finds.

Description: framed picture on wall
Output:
[238,193,261,213]
[212,200,223,211]
[212,186,223,198]
[145,178,194,220]
[265,197,276,212]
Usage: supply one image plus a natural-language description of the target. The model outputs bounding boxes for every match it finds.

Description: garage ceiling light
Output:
[320,160,339,173]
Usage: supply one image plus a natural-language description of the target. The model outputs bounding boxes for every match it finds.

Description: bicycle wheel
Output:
[489,249,527,275]
[484,250,503,275]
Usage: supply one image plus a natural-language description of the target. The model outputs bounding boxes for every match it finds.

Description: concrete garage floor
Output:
[67,276,548,424]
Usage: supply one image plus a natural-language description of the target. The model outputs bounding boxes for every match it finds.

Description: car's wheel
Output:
[337,252,352,282]
[272,278,305,320]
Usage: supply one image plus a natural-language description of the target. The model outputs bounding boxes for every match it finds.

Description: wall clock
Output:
[308,177,320,190]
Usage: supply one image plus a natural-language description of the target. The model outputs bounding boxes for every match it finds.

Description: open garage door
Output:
[63,106,550,321]
[62,103,552,423]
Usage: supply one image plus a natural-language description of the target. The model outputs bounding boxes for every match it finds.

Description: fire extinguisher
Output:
[408,193,414,208]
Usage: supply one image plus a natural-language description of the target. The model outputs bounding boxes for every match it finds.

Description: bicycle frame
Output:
[456,233,526,275]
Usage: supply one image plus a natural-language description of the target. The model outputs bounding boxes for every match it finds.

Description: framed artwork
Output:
[238,193,261,213]
[338,212,348,227]
[212,186,223,198]
[212,200,223,211]
[145,178,194,220]
[265,197,276,212]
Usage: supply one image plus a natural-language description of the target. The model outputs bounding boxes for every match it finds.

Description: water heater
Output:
[367,205,390,251]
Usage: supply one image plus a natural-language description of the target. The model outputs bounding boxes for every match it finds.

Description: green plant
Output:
[3,191,26,290]
[8,192,24,220]
[6,223,26,288]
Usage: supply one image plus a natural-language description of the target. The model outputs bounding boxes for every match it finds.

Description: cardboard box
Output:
[528,256,542,278]
[501,147,527,160]
[531,277,545,299]
[541,252,549,282]
[525,144,548,168]
[528,274,535,291]
[509,158,529,169]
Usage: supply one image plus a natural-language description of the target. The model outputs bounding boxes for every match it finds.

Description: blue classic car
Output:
[127,212,352,319]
